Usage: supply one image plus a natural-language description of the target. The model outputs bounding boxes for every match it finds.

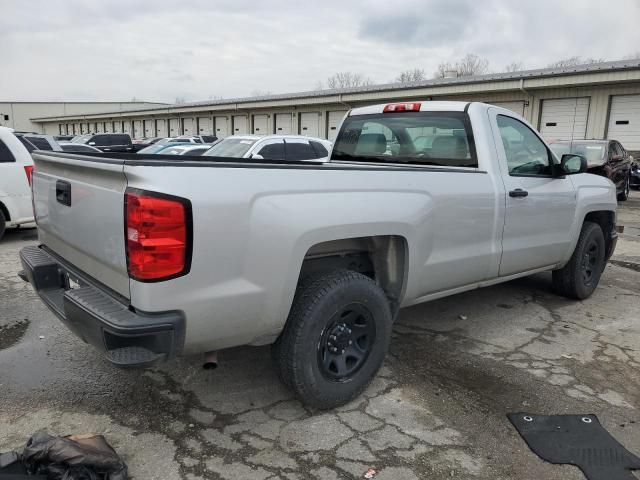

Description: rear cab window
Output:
[332,111,477,168]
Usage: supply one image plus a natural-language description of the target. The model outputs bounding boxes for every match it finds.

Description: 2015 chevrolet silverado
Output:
[19,101,618,408]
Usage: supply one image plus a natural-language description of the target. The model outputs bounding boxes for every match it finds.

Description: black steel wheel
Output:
[272,270,392,409]
[317,303,376,382]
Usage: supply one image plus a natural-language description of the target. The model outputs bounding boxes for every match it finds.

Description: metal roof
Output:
[32,59,640,121]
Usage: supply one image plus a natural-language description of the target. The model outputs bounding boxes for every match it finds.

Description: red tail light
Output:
[383,102,422,113]
[125,189,192,281]
[24,165,34,186]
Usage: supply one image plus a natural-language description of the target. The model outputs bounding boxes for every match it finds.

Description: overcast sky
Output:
[2,0,639,103]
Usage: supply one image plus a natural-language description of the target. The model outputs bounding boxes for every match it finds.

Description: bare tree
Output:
[504,62,525,72]
[174,96,186,104]
[433,54,490,78]
[547,56,605,68]
[456,54,490,76]
[396,68,426,84]
[326,72,373,89]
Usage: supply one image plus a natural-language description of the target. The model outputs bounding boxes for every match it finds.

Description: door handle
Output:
[509,189,529,198]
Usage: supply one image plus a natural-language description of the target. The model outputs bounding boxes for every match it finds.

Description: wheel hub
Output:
[326,323,353,354]
[317,304,376,382]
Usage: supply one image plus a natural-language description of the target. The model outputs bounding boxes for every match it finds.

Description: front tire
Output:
[552,221,605,300]
[272,270,392,409]
[617,175,630,201]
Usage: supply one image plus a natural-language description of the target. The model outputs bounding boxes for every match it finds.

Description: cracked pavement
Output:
[1,192,639,479]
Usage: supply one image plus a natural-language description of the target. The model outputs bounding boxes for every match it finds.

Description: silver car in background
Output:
[202,135,332,162]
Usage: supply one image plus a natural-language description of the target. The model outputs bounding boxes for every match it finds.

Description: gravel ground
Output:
[1,191,639,480]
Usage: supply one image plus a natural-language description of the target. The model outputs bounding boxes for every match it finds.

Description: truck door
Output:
[488,109,577,276]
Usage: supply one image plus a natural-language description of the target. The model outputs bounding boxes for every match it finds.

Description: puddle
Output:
[0,319,30,350]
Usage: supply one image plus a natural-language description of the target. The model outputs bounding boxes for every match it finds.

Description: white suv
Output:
[0,127,35,240]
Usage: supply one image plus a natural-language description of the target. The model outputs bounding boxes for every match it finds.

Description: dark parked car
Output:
[13,133,61,152]
[73,133,133,152]
[549,139,632,201]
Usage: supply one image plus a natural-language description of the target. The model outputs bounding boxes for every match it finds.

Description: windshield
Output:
[332,111,477,167]
[202,138,257,158]
[549,142,605,166]
[138,143,181,154]
[71,134,92,144]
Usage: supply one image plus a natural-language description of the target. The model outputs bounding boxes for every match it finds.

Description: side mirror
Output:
[560,153,587,175]
[251,153,264,160]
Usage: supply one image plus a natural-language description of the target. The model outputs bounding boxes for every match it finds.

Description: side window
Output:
[285,139,316,161]
[0,140,17,162]
[26,137,53,150]
[310,141,329,158]
[90,135,105,146]
[612,142,624,158]
[256,141,285,160]
[497,115,552,176]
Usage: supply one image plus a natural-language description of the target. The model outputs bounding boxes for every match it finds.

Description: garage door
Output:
[169,118,180,136]
[300,112,320,137]
[182,118,194,136]
[215,117,229,137]
[132,120,143,139]
[275,114,292,134]
[233,115,248,135]
[96,122,104,133]
[540,97,589,141]
[105,121,113,133]
[327,111,347,141]
[253,114,268,135]
[197,117,212,135]
[156,119,167,137]
[123,122,131,135]
[491,101,525,116]
[607,94,640,150]
[113,121,121,133]
[144,119,155,137]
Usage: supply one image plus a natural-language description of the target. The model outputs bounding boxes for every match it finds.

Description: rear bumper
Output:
[19,245,185,367]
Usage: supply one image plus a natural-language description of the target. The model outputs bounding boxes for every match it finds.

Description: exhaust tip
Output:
[203,351,218,370]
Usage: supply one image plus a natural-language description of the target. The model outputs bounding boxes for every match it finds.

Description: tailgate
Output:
[32,152,130,299]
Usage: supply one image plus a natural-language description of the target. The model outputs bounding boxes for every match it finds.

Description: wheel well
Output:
[300,235,408,314]
[584,210,614,251]
[0,201,9,222]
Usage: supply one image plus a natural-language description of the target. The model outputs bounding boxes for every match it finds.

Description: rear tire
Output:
[617,175,630,201]
[272,270,392,409]
[552,221,605,300]
[0,209,6,241]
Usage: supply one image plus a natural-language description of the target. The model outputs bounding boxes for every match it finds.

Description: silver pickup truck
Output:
[20,101,618,408]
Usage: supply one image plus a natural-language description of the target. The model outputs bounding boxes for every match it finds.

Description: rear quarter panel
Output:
[124,162,500,354]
